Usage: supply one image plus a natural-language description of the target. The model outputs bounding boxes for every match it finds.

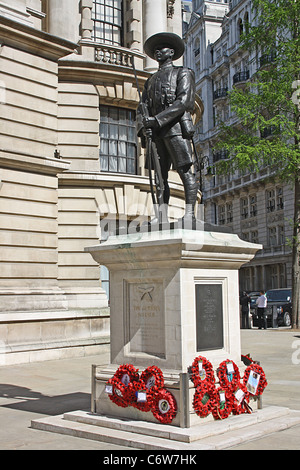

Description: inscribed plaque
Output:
[127,281,165,357]
[195,284,224,351]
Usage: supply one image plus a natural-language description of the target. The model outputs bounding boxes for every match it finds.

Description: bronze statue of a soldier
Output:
[137,32,199,227]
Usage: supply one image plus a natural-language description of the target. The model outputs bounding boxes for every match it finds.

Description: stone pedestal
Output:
[86,229,261,427]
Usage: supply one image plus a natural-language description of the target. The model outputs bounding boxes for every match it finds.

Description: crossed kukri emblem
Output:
[138,286,154,301]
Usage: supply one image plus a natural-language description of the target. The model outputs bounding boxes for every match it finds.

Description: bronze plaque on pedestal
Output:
[195,284,224,351]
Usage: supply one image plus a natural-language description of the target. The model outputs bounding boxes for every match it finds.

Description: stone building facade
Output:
[0,0,190,364]
[184,0,294,293]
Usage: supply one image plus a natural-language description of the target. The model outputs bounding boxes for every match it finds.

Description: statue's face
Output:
[154,47,174,63]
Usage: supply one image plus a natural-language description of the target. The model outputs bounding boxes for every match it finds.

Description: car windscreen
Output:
[266,290,291,302]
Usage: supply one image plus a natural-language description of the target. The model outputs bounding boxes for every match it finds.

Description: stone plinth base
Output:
[31,406,300,450]
[85,229,261,427]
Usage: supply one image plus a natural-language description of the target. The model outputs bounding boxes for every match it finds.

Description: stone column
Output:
[47,0,80,44]
[125,0,143,51]
[80,0,93,41]
[143,0,167,71]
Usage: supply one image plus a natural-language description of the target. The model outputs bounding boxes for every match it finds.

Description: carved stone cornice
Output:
[0,148,70,176]
[0,14,78,61]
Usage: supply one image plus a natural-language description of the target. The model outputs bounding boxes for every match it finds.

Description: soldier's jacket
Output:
[137,64,195,145]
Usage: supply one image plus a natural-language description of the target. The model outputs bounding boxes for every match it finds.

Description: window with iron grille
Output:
[100,105,137,174]
[92,0,123,46]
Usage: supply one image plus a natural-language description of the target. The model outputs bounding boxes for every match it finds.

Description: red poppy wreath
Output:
[125,379,153,412]
[231,382,251,415]
[193,383,216,418]
[243,363,268,396]
[190,355,215,389]
[211,387,233,420]
[113,364,140,387]
[140,365,165,392]
[105,377,129,408]
[217,359,241,391]
[151,388,177,424]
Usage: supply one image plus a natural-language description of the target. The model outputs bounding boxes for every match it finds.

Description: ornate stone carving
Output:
[167,0,176,18]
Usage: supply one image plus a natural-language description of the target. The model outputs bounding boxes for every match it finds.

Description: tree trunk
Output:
[292,175,300,329]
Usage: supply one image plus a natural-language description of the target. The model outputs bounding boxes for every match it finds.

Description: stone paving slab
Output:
[31,406,300,450]
[1,329,300,450]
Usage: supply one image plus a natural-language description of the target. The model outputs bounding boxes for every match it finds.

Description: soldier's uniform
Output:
[138,63,195,171]
[138,32,199,220]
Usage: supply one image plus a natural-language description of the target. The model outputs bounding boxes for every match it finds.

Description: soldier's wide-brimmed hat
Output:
[144,32,185,61]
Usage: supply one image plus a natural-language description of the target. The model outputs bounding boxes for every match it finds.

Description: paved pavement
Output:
[0,328,299,451]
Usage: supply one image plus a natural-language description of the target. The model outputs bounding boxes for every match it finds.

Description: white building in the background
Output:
[184,0,294,292]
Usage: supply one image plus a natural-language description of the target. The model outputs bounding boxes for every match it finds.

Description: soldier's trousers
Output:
[154,135,197,206]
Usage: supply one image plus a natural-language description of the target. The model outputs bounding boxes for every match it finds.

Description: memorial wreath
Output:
[150,388,177,424]
[105,376,130,408]
[193,383,216,418]
[190,355,215,389]
[217,359,241,391]
[113,363,140,385]
[190,354,267,421]
[211,387,233,420]
[243,363,268,396]
[231,382,251,415]
[140,365,165,391]
[105,363,177,424]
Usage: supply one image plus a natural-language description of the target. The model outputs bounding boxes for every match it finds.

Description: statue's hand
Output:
[143,116,158,129]
[143,128,153,138]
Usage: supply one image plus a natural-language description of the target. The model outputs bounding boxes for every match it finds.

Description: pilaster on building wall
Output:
[0,0,187,364]
[183,0,294,292]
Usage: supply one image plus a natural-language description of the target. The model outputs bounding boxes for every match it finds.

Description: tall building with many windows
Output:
[0,0,189,364]
[184,0,294,292]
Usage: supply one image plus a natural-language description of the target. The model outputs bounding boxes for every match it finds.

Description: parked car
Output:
[252,288,292,327]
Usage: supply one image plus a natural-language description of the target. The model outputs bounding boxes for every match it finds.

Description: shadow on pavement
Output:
[0,383,90,415]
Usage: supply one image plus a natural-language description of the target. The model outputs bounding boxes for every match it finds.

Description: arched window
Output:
[92,0,123,46]
[237,18,243,42]
[244,11,249,34]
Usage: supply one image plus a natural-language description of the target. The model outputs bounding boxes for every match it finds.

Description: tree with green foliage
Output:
[214,0,300,328]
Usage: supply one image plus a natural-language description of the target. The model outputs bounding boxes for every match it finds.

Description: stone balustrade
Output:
[95,44,145,69]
